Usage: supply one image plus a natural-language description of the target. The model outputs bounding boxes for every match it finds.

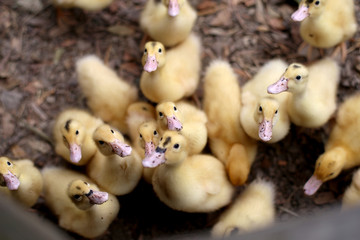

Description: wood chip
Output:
[313,192,336,205]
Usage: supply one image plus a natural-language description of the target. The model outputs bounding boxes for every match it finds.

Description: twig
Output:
[279,206,300,217]
[19,120,53,146]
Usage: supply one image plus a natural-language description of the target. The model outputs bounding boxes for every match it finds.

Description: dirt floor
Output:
[0,0,360,239]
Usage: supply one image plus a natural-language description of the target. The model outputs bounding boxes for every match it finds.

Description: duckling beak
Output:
[144,141,156,157]
[2,170,20,190]
[144,55,158,73]
[259,119,272,142]
[86,189,109,205]
[291,5,309,22]
[110,140,132,157]
[304,175,323,196]
[168,0,180,17]
[267,77,289,94]
[167,115,183,131]
[69,143,82,163]
[142,147,166,168]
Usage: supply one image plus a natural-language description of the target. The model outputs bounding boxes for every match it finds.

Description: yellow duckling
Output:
[291,0,357,60]
[240,59,290,143]
[267,58,340,128]
[140,0,197,47]
[0,157,43,208]
[342,169,360,210]
[53,108,103,165]
[87,124,143,195]
[143,131,234,213]
[304,94,360,196]
[76,55,138,134]
[140,33,202,103]
[51,0,113,11]
[156,101,208,155]
[202,60,258,186]
[42,167,119,239]
[211,179,276,238]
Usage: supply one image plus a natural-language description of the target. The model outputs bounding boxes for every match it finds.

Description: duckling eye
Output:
[98,141,104,145]
[73,194,81,200]
[158,48,162,53]
[84,181,90,186]
[159,112,163,118]
[139,134,143,139]
[329,172,334,176]
[259,106,262,112]
[144,48,147,53]
[173,143,180,149]
[75,130,79,135]
[111,130,114,134]
[173,106,177,111]
[315,1,320,5]
[153,131,158,136]
[295,75,302,80]
[275,110,278,114]
[7,161,11,166]
[160,137,163,141]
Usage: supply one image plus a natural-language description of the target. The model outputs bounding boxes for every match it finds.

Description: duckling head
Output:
[0,157,20,190]
[156,102,183,131]
[60,119,85,163]
[127,102,156,120]
[256,98,279,142]
[68,179,108,210]
[139,121,160,157]
[142,131,187,168]
[304,147,346,195]
[93,124,132,157]
[142,41,166,73]
[162,0,184,17]
[292,0,325,21]
[267,63,308,94]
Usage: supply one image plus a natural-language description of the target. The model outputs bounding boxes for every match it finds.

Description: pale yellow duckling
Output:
[140,33,201,103]
[267,58,340,128]
[304,94,360,195]
[291,0,357,60]
[211,179,276,238]
[87,124,143,195]
[51,0,113,11]
[342,169,360,210]
[202,60,258,186]
[0,157,42,208]
[143,131,234,213]
[42,167,119,239]
[240,59,290,143]
[76,55,138,134]
[156,101,207,155]
[53,108,103,165]
[140,0,197,47]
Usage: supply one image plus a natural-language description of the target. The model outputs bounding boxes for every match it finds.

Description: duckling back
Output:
[342,169,360,210]
[52,0,113,11]
[76,55,138,134]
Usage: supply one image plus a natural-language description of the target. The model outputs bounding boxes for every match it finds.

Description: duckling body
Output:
[304,94,360,195]
[143,131,234,212]
[342,169,360,210]
[76,55,138,134]
[87,124,143,195]
[240,59,290,143]
[156,101,207,155]
[267,58,340,128]
[0,157,43,208]
[211,179,275,237]
[140,0,197,47]
[140,33,201,103]
[42,167,119,239]
[53,108,103,165]
[52,0,113,11]
[202,60,258,186]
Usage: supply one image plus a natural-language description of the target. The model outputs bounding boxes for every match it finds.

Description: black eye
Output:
[98,141,104,145]
[158,48,162,53]
[173,143,180,149]
[275,110,278,114]
[259,106,262,112]
[7,161,11,166]
[75,130,79,135]
[160,137,163,141]
[139,134,143,139]
[173,106,177,111]
[153,131,158,135]
[111,130,114,134]
[295,75,301,80]
[159,112,163,117]
[329,172,334,176]
[144,48,147,53]
[315,1,320,5]
[73,194,81,200]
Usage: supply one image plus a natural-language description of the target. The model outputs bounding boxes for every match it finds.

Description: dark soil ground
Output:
[0,0,359,239]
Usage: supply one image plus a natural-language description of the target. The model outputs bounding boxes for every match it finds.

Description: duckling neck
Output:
[74,201,94,211]
[328,146,356,170]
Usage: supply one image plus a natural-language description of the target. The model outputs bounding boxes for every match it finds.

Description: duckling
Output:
[156,101,207,155]
[291,0,357,61]
[304,94,360,196]
[202,60,258,186]
[42,167,119,239]
[87,124,143,195]
[0,157,43,208]
[53,108,103,165]
[76,55,138,134]
[267,58,340,128]
[143,131,234,212]
[51,0,113,11]
[342,169,360,210]
[140,0,197,47]
[140,33,202,103]
[211,179,276,238]
[240,59,290,143]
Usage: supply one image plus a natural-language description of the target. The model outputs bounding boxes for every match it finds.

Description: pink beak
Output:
[110,140,132,157]
[304,175,323,196]
[144,55,158,73]
[259,119,273,142]
[168,0,180,17]
[87,189,109,204]
[3,170,20,190]
[144,141,156,157]
[167,115,183,131]
[267,77,289,94]
[69,143,82,163]
[291,5,309,22]
[142,148,166,168]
